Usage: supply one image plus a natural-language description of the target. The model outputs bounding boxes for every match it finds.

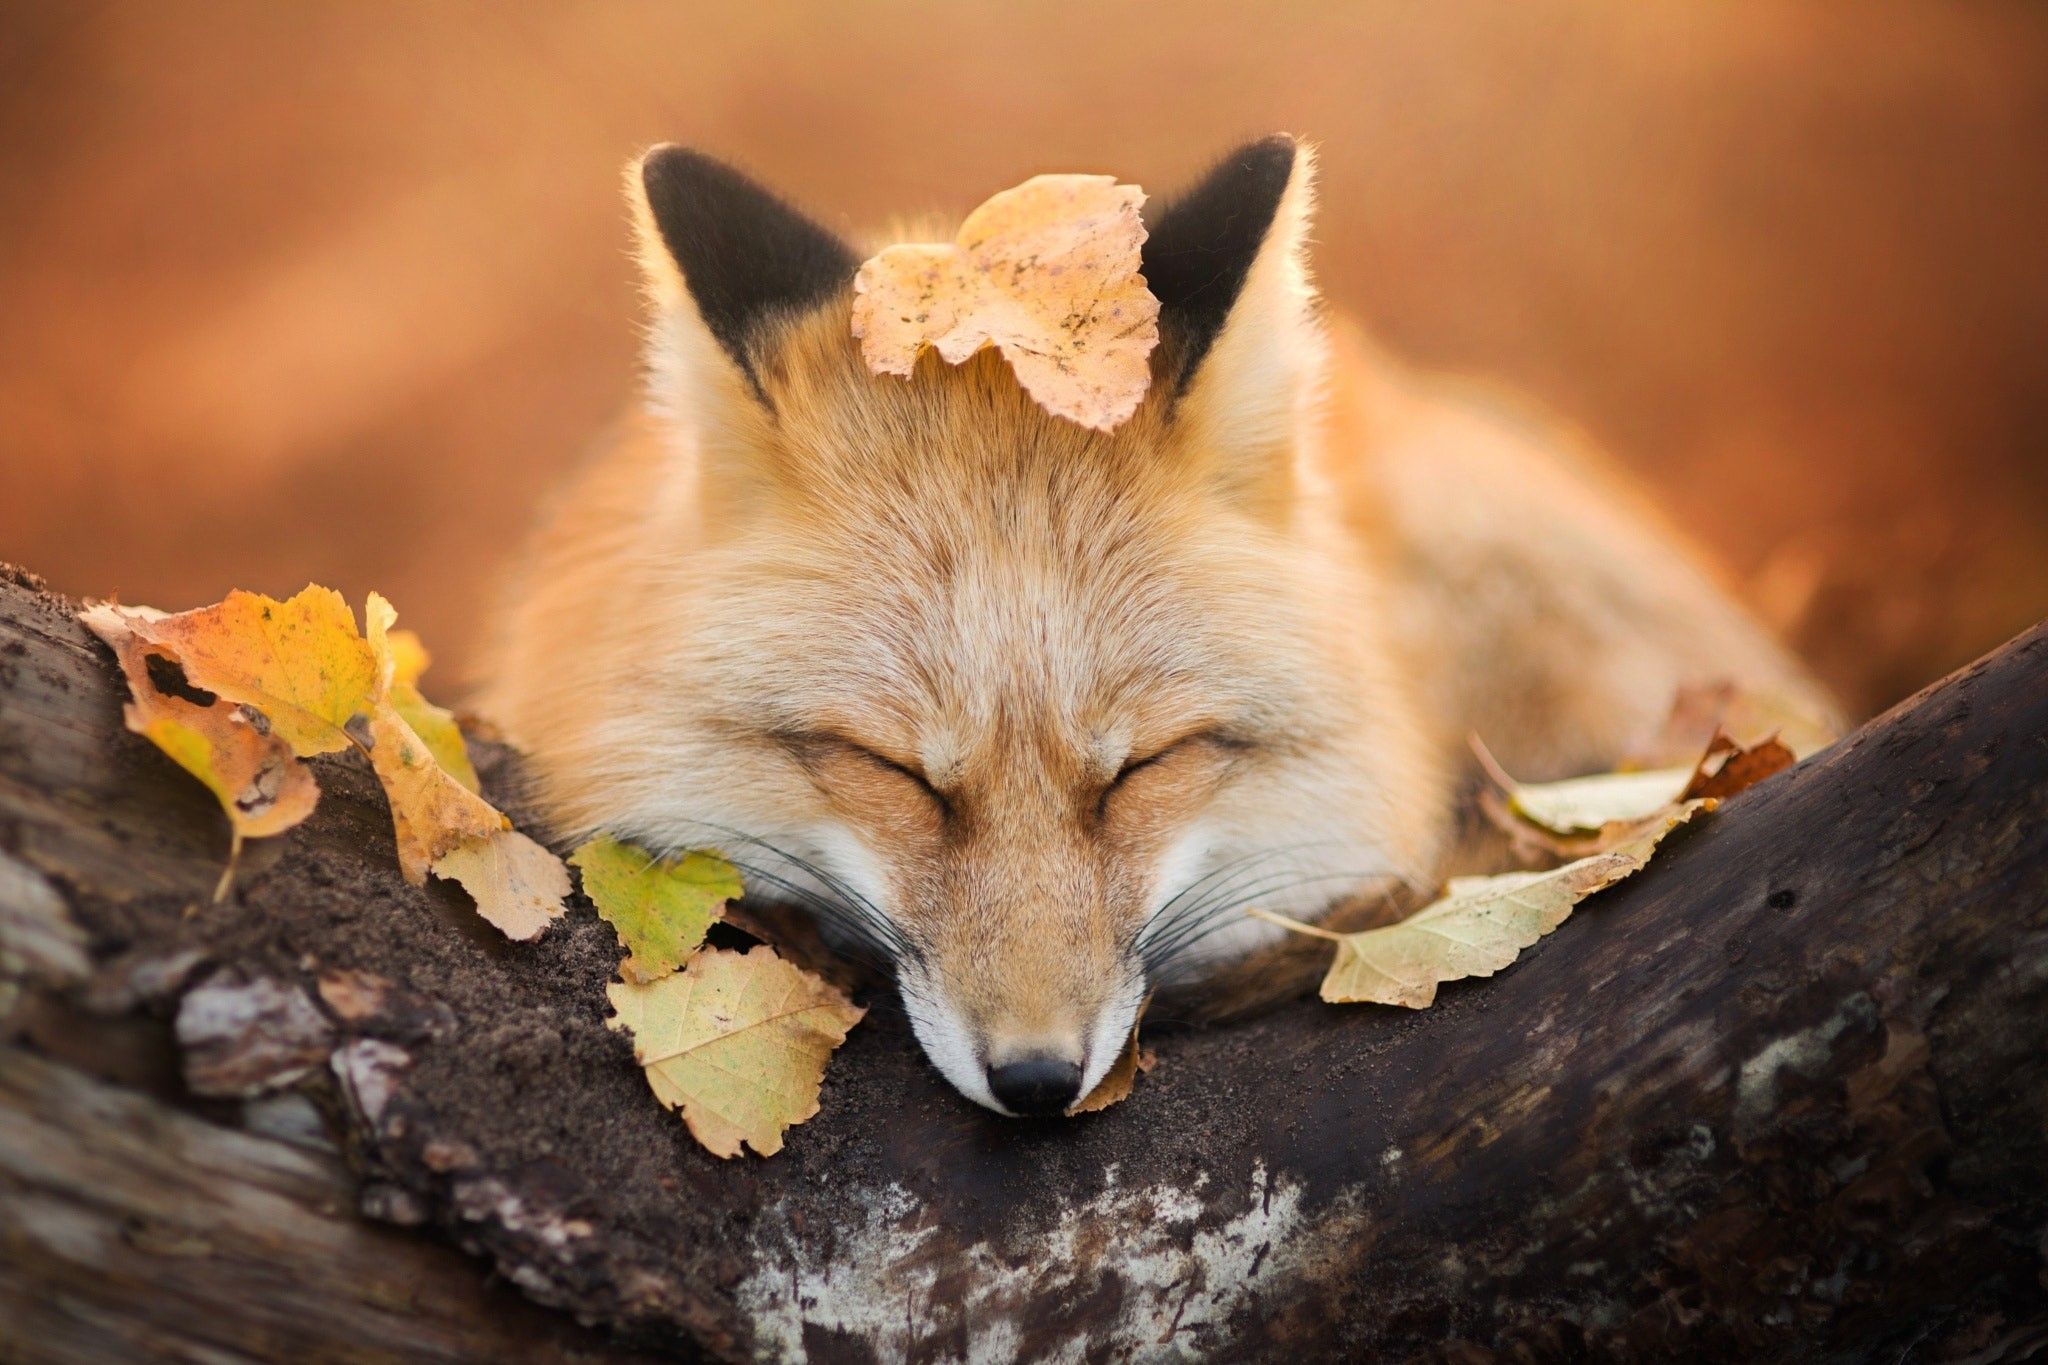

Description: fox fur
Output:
[484,137,1836,1115]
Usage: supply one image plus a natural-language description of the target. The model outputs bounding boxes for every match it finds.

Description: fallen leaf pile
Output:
[572,836,865,1157]
[83,586,568,938]
[83,585,865,1159]
[1259,691,1826,1008]
[852,174,1161,433]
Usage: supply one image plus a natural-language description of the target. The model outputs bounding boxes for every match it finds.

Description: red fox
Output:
[486,137,1836,1116]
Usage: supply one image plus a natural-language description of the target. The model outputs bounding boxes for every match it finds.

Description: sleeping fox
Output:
[486,136,1836,1117]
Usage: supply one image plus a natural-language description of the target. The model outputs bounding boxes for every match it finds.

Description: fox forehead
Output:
[684,322,1305,768]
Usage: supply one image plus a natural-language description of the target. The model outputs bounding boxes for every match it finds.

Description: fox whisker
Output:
[653,817,917,967]
[1138,865,1415,978]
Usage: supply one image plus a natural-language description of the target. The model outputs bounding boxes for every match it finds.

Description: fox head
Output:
[511,137,1449,1115]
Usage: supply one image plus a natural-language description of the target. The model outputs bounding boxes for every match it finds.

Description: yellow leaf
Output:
[434,830,573,942]
[1507,767,1694,835]
[571,837,741,983]
[361,706,499,874]
[382,626,432,690]
[1068,1024,1155,1115]
[110,586,378,756]
[607,945,865,1158]
[81,604,320,899]
[852,174,1161,432]
[365,593,478,792]
[1257,802,1708,1008]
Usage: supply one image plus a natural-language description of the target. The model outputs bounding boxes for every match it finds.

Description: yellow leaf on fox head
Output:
[81,603,319,898]
[852,174,1161,432]
[607,945,865,1158]
[109,586,379,757]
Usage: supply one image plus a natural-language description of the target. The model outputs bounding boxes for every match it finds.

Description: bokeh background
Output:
[3,2,2044,716]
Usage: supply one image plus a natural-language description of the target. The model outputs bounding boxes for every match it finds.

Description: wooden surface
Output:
[0,1043,663,1365]
[2,567,2046,1361]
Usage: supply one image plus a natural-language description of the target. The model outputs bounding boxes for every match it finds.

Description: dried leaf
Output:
[1507,767,1694,835]
[1257,802,1708,1007]
[571,837,741,983]
[106,586,379,756]
[359,594,568,939]
[81,604,319,897]
[607,945,865,1158]
[852,174,1160,432]
[363,705,506,882]
[433,830,572,942]
[1680,730,1797,801]
[367,595,478,793]
[1068,1024,1155,1115]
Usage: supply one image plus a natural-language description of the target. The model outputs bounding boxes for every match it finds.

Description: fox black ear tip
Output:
[1233,134,1304,173]
[639,145,729,192]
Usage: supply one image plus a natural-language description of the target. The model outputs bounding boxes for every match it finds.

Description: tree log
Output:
[1,564,2044,1363]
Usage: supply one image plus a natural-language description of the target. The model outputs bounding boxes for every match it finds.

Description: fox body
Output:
[487,138,1833,1116]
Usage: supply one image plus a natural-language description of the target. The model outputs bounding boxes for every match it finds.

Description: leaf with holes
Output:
[852,174,1161,432]
[80,603,319,898]
[95,586,378,756]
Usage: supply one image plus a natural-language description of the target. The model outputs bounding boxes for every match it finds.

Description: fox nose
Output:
[986,1055,1083,1116]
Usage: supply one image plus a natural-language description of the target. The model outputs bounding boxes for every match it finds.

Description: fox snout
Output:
[897,945,1144,1117]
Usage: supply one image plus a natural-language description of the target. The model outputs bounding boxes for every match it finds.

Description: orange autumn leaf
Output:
[852,174,1161,432]
[1680,729,1798,802]
[108,586,379,757]
[80,603,319,898]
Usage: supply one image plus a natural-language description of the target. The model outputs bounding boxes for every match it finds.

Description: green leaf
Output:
[572,836,742,983]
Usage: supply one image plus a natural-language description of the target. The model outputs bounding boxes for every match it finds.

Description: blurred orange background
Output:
[2,2,2043,716]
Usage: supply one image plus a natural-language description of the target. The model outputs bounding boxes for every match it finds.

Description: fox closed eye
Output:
[1097,730,1256,822]
[784,733,952,823]
[854,744,951,816]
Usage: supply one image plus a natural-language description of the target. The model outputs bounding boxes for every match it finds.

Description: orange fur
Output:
[484,142,1834,1112]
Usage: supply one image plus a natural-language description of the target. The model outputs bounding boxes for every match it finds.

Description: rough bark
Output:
[1,563,2044,1363]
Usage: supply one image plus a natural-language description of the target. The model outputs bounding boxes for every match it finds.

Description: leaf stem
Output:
[1245,906,1346,941]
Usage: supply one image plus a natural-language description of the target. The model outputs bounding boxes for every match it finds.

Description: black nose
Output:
[987,1056,1083,1117]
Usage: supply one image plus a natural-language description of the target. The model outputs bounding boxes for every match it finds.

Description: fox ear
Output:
[1142,136,1324,508]
[627,146,857,412]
